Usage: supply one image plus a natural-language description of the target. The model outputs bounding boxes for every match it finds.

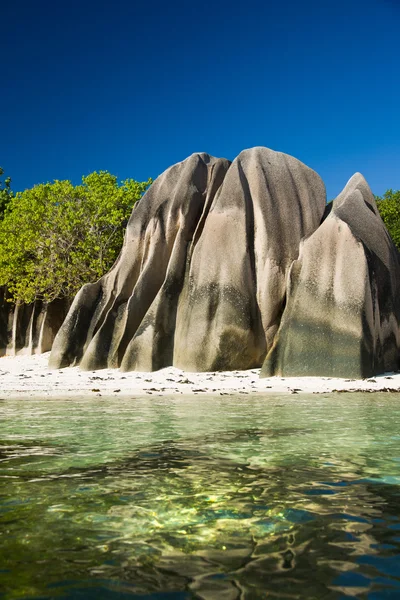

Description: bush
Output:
[0,171,151,303]
[376,189,400,251]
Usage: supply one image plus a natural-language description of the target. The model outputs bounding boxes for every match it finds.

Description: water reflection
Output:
[1,394,400,599]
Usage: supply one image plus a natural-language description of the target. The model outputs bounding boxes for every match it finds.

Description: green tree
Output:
[0,171,151,303]
[0,167,13,217]
[375,189,400,250]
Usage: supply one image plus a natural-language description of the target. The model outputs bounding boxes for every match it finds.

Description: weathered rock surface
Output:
[261,174,400,378]
[48,147,400,377]
[173,147,326,371]
[0,288,70,356]
[49,147,326,371]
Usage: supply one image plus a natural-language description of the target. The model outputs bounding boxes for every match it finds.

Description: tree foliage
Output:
[0,171,151,303]
[375,189,400,251]
[0,167,13,218]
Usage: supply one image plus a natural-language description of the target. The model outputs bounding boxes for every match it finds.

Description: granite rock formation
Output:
[49,147,327,371]
[48,147,400,377]
[261,174,400,378]
[0,288,70,356]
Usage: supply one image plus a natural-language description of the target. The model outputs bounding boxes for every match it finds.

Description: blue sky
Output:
[1,0,399,199]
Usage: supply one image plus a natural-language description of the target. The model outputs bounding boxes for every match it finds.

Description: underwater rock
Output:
[49,147,326,371]
[261,174,400,378]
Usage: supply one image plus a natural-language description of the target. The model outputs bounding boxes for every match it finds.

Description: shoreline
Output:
[1,353,400,398]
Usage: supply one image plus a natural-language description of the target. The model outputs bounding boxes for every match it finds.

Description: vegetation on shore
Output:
[0,167,13,218]
[0,169,151,303]
[375,190,400,251]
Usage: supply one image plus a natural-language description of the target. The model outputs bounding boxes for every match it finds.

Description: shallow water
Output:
[1,393,400,599]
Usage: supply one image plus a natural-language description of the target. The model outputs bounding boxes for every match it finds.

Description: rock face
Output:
[49,147,327,371]
[0,288,70,356]
[261,174,400,378]
[48,147,400,377]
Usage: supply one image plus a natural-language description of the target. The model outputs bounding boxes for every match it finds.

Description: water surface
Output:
[1,393,400,599]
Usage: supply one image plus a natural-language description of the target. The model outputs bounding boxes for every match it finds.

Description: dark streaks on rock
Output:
[47,149,400,378]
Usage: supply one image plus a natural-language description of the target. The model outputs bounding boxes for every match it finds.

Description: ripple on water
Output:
[1,393,400,599]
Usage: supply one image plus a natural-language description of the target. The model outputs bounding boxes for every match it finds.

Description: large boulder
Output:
[50,153,230,370]
[261,174,400,378]
[49,147,326,371]
[173,147,326,370]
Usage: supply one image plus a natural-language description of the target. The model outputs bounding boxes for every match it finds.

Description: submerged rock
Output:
[49,147,326,371]
[261,174,400,378]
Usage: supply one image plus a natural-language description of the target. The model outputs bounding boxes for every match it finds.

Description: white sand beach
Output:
[0,353,399,398]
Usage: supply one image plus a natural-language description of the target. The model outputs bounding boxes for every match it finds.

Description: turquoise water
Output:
[1,393,400,599]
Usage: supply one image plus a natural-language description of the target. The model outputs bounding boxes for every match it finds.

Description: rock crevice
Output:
[261,173,400,378]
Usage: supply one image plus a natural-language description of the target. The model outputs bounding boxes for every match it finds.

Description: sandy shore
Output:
[0,353,400,398]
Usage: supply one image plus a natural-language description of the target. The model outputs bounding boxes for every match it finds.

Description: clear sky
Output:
[1,0,399,199]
